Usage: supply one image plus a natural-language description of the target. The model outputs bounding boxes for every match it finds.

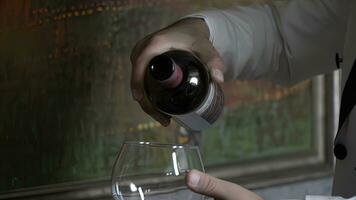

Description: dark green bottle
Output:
[144,50,224,131]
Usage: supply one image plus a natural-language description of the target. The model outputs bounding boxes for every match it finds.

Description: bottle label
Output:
[173,113,212,132]
[198,83,224,124]
[173,83,224,132]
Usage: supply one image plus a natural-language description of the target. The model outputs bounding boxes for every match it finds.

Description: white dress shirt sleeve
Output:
[184,0,349,85]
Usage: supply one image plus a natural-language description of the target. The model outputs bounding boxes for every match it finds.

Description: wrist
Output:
[174,18,210,40]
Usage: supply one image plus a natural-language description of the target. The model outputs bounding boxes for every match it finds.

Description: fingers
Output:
[137,95,171,127]
[210,61,225,83]
[130,35,167,102]
[186,170,263,200]
[186,169,231,199]
[130,33,192,101]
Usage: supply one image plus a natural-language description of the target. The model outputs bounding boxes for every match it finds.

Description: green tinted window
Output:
[0,0,312,192]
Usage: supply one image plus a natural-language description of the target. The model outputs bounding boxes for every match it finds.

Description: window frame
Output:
[208,72,340,189]
[0,72,340,200]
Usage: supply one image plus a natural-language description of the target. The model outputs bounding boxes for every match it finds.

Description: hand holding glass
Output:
[112,141,205,200]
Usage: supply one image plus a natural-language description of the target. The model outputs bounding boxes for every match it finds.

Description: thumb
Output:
[191,39,225,84]
[186,170,263,200]
[208,57,225,84]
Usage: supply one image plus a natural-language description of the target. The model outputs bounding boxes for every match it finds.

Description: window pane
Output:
[0,0,313,192]
[203,80,312,166]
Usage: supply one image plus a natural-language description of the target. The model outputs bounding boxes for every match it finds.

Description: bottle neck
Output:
[159,61,183,88]
[149,55,183,88]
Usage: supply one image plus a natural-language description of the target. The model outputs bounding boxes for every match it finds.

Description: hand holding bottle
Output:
[130,18,225,126]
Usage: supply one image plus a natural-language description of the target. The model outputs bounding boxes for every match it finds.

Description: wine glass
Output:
[111,141,205,200]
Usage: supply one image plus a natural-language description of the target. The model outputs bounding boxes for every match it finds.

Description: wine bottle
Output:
[144,50,224,132]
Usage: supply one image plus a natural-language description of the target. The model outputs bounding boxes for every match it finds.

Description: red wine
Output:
[144,50,224,131]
